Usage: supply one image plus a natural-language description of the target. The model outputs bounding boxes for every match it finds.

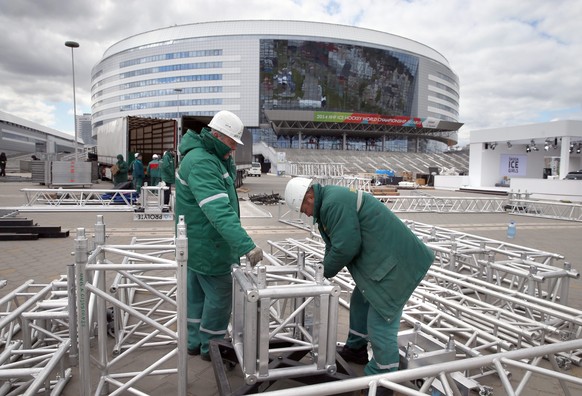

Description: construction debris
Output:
[248,192,283,205]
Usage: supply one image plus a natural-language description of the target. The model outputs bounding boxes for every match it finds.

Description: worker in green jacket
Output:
[175,110,263,361]
[147,154,161,186]
[285,177,434,394]
[112,154,128,186]
[132,153,145,194]
[160,150,176,205]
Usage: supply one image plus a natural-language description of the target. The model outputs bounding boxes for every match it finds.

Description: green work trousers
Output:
[187,269,232,354]
[133,177,144,194]
[345,286,402,375]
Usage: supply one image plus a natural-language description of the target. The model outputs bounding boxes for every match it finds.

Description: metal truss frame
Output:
[259,338,582,396]
[231,253,341,385]
[0,276,76,395]
[262,233,582,394]
[377,196,507,213]
[18,188,138,211]
[283,163,346,178]
[73,215,188,396]
[507,199,582,222]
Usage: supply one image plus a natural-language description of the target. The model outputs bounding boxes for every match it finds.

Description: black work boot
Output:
[337,344,368,365]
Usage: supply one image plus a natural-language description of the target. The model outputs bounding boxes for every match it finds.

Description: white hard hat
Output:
[208,110,244,145]
[285,177,313,212]
[153,154,159,159]
[135,153,140,158]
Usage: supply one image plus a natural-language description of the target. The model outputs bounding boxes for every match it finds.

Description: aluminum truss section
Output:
[231,253,341,385]
[508,199,582,222]
[375,195,507,213]
[259,339,582,396]
[262,237,582,394]
[17,188,138,212]
[0,276,76,395]
[0,340,72,396]
[284,163,346,178]
[74,215,188,396]
[298,175,373,192]
[406,220,565,267]
[265,237,582,350]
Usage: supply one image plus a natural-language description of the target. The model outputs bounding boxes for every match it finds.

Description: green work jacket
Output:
[312,184,434,323]
[161,151,175,184]
[175,128,255,275]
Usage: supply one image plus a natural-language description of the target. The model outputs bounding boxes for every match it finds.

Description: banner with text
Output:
[313,112,440,129]
[500,154,527,177]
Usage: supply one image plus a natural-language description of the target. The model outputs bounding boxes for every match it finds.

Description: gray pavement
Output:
[1,174,582,395]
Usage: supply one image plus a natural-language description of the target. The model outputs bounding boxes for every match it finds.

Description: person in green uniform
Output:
[285,177,434,396]
[160,150,176,205]
[175,110,263,361]
[132,153,145,194]
[147,154,161,186]
[112,154,128,186]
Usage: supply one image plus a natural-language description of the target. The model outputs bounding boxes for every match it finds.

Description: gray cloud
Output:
[0,0,580,144]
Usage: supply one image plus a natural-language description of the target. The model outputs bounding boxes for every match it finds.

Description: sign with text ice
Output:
[500,154,527,177]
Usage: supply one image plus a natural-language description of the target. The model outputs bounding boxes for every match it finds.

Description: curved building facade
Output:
[91,20,461,152]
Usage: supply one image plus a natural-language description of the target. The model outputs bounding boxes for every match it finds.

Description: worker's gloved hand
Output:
[245,247,263,267]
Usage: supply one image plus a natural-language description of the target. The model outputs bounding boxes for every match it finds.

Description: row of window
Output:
[428,101,459,117]
[94,62,223,89]
[93,74,224,100]
[119,50,223,68]
[93,86,223,108]
[93,98,223,119]
[432,81,459,98]
[434,71,459,89]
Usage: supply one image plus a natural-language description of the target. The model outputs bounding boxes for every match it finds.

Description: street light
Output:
[174,88,183,118]
[174,88,183,144]
[65,40,80,160]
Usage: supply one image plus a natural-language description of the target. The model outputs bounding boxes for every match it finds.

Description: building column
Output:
[560,136,571,179]
[343,133,347,150]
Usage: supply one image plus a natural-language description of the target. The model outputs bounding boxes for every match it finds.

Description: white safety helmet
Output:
[285,177,313,212]
[152,154,159,159]
[208,110,245,145]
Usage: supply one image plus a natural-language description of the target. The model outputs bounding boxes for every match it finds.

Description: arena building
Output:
[91,20,463,159]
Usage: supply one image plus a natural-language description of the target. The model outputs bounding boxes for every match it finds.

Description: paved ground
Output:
[1,174,582,395]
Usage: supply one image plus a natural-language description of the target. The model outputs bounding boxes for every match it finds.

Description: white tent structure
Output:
[466,120,582,201]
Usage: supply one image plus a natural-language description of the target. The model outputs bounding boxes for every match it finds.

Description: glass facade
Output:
[259,39,418,123]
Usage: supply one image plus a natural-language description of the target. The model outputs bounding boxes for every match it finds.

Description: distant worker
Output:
[147,154,161,186]
[0,152,7,177]
[175,110,263,361]
[132,153,145,194]
[31,155,40,161]
[285,177,434,396]
[112,154,128,186]
[160,150,176,205]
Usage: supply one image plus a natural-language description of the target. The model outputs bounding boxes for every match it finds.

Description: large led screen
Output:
[259,39,418,121]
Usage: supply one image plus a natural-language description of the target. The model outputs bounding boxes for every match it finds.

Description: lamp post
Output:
[65,41,80,160]
[174,88,183,145]
[174,88,183,117]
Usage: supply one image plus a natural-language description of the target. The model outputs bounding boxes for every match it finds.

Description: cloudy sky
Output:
[1,0,581,146]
